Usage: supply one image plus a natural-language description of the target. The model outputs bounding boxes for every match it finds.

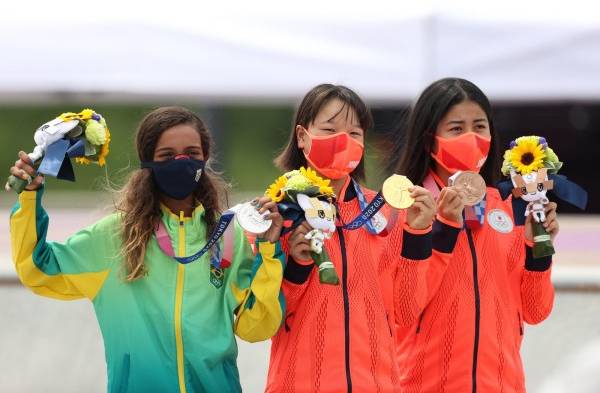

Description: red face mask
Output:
[431,132,491,174]
[302,131,364,179]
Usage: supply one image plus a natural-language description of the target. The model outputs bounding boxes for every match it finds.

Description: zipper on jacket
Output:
[416,312,424,334]
[336,227,353,393]
[284,312,294,332]
[175,211,187,393]
[518,312,523,336]
[466,229,480,393]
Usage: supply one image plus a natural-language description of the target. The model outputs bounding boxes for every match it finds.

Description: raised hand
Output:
[437,187,465,226]
[525,202,559,242]
[288,221,314,263]
[6,151,44,191]
[256,196,284,243]
[406,186,436,230]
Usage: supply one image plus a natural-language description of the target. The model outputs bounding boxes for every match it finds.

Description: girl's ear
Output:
[428,132,437,154]
[296,125,307,150]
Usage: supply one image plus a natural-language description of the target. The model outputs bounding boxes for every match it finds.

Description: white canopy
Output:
[1,0,599,103]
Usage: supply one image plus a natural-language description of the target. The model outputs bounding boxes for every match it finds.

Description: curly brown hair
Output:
[114,107,227,281]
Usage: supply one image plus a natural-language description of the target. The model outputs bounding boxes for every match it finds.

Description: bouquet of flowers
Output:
[7,109,110,193]
[265,167,339,285]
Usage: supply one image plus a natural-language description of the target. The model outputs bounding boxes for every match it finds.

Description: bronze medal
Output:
[451,171,486,206]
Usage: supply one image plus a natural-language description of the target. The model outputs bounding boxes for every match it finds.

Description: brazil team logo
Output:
[210,266,224,288]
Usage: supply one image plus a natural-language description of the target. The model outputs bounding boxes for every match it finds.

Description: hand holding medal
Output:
[235,199,273,235]
[382,174,435,229]
[250,197,283,243]
[436,187,466,227]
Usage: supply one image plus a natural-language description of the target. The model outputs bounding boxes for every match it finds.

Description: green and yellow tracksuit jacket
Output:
[9,188,286,393]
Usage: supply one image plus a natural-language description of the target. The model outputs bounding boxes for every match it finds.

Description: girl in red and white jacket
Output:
[389,78,559,393]
[264,84,462,393]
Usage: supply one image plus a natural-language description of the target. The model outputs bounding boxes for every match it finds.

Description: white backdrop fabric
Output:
[1,1,599,103]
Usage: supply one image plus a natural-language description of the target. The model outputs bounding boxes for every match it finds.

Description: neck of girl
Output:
[433,163,453,188]
[329,176,348,199]
[161,195,196,218]
[307,164,349,199]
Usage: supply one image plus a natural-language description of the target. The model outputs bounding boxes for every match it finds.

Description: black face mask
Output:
[141,156,205,200]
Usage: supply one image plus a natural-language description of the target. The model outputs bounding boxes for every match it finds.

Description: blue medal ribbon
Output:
[278,179,388,235]
[338,180,386,233]
[172,210,235,265]
[338,179,387,234]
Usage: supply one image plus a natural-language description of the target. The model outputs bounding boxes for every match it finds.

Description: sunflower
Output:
[507,136,546,174]
[265,174,288,202]
[300,167,334,197]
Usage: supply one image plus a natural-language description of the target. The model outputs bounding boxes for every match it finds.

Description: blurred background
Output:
[1,0,599,392]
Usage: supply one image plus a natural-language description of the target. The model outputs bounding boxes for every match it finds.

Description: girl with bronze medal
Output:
[388,78,560,393]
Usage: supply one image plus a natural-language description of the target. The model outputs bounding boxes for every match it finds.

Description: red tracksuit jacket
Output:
[266,177,458,393]
[396,174,554,393]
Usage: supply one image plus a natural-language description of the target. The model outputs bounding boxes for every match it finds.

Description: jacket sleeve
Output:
[422,215,462,307]
[231,222,286,342]
[516,230,555,325]
[9,188,114,301]
[390,214,461,327]
[278,234,315,315]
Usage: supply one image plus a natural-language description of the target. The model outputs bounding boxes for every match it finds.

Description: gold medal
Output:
[382,174,415,209]
[450,171,486,206]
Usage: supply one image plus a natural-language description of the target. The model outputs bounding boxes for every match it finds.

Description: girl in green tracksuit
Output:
[8,106,285,393]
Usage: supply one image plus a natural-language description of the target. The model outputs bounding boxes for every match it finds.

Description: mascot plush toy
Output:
[297,193,338,284]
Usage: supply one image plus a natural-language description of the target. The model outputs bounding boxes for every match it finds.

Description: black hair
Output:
[275,83,373,182]
[389,77,500,186]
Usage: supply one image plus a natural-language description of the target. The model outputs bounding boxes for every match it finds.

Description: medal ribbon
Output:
[424,171,486,229]
[337,179,397,235]
[155,208,237,268]
[464,196,487,229]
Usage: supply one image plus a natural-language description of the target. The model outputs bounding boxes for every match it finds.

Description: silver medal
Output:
[235,201,273,234]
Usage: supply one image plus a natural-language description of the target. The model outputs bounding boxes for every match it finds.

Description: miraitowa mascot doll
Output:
[499,135,587,258]
[266,167,339,285]
[6,109,110,193]
[297,194,337,282]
